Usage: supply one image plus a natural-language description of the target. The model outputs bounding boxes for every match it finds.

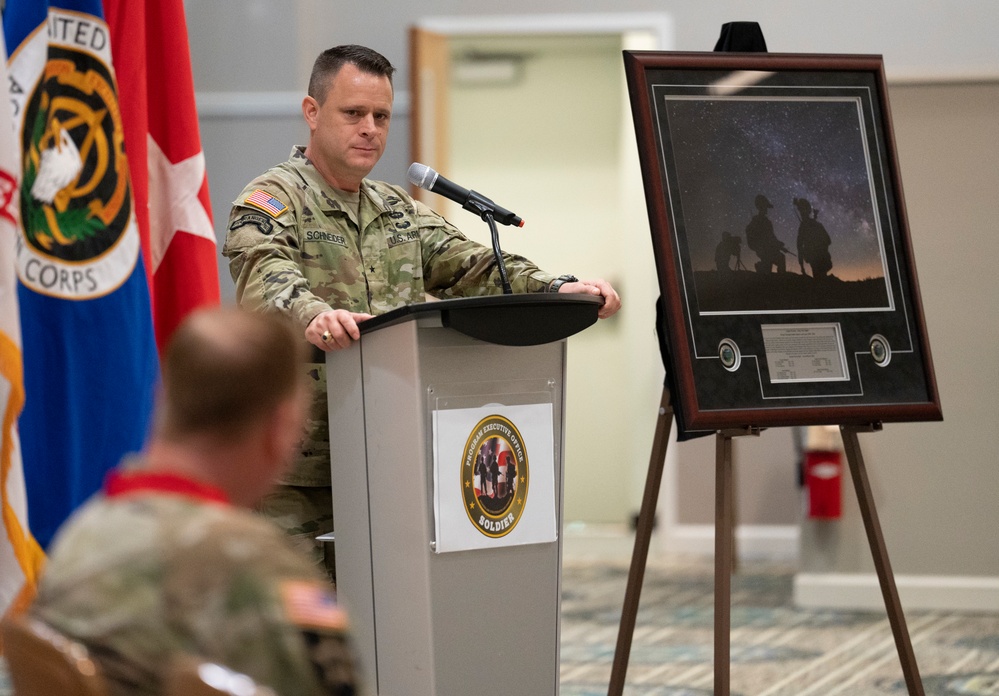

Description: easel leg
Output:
[715,432,734,696]
[730,452,739,575]
[608,387,674,696]
[840,425,925,696]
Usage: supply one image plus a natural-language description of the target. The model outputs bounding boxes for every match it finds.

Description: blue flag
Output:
[4,0,158,547]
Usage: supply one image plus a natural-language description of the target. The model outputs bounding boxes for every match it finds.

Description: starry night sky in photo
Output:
[663,96,888,281]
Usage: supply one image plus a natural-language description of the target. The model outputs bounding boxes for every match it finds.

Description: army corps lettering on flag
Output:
[8,7,140,299]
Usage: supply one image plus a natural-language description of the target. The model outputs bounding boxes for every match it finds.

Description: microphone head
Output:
[407,162,437,190]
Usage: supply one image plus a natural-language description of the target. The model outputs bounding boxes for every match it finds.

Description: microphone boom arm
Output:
[479,207,513,295]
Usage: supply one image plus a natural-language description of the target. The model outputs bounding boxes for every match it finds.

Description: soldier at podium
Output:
[223,44,621,579]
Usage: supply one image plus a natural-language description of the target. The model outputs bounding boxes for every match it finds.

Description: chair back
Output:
[0,614,110,696]
[164,656,278,696]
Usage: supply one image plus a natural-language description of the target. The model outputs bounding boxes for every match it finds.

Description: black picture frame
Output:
[625,51,942,433]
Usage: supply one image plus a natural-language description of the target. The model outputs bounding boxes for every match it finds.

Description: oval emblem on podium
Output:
[461,415,529,538]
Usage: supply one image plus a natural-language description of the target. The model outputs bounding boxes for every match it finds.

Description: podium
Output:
[325,294,602,696]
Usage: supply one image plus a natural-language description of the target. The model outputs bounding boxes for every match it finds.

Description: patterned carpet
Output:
[3,556,997,695]
[559,557,999,695]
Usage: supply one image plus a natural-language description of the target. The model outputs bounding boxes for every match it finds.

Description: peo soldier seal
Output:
[461,414,530,538]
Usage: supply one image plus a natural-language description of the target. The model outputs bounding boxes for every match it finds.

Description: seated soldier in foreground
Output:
[27,306,358,696]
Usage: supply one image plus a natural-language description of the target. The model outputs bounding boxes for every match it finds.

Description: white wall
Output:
[799,81,999,578]
[185,0,999,85]
[792,80,999,609]
[188,1,999,580]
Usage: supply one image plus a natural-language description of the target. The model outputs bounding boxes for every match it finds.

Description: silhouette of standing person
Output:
[794,198,833,278]
[488,451,500,499]
[496,450,517,502]
[505,454,517,501]
[475,450,488,498]
[745,194,788,273]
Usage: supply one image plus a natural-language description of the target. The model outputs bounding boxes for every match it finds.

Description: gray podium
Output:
[325,294,601,696]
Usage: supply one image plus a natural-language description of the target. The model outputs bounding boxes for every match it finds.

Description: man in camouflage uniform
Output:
[223,45,621,576]
[29,307,359,696]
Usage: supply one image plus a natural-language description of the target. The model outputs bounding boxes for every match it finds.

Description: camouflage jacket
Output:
[31,467,358,696]
[223,147,557,486]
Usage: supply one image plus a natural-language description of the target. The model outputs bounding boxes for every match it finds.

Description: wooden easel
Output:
[607,386,926,696]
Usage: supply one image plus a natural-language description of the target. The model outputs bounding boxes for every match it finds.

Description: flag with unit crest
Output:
[3,0,158,547]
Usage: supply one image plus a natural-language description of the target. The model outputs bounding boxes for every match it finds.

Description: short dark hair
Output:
[157,307,307,440]
[308,44,395,104]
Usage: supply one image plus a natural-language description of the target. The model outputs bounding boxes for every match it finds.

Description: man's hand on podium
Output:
[307,309,374,351]
[557,278,622,319]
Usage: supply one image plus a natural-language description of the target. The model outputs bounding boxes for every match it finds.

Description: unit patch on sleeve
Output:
[244,189,289,218]
[228,212,274,236]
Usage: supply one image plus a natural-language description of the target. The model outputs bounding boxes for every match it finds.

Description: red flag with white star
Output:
[105,0,220,353]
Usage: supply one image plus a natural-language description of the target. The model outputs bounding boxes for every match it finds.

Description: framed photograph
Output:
[625,51,942,432]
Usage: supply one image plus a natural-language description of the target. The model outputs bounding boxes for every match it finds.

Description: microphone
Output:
[407,162,524,228]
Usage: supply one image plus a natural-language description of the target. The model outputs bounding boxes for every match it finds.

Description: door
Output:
[408,26,450,203]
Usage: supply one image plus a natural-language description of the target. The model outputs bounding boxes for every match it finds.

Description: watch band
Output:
[548,274,578,293]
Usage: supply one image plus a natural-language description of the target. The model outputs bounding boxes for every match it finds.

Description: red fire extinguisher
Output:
[804,426,843,519]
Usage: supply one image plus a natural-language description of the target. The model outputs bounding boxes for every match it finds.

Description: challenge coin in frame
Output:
[870,334,891,367]
[719,338,741,372]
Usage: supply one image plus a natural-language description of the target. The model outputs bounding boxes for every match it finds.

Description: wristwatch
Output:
[548,274,578,293]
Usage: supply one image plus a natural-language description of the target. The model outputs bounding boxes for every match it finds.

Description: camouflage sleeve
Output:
[222,204,331,330]
[164,513,360,695]
[412,198,557,296]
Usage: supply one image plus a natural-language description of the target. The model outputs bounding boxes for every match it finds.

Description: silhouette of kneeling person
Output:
[714,231,743,272]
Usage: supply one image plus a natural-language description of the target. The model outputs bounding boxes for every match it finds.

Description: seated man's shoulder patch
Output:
[279,579,348,632]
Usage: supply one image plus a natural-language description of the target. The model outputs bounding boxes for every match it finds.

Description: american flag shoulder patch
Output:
[279,579,349,631]
[244,189,289,218]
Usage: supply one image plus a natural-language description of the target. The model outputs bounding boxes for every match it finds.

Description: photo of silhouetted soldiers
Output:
[473,439,521,514]
[692,188,885,312]
[793,197,833,278]
[745,194,791,273]
[475,439,503,502]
